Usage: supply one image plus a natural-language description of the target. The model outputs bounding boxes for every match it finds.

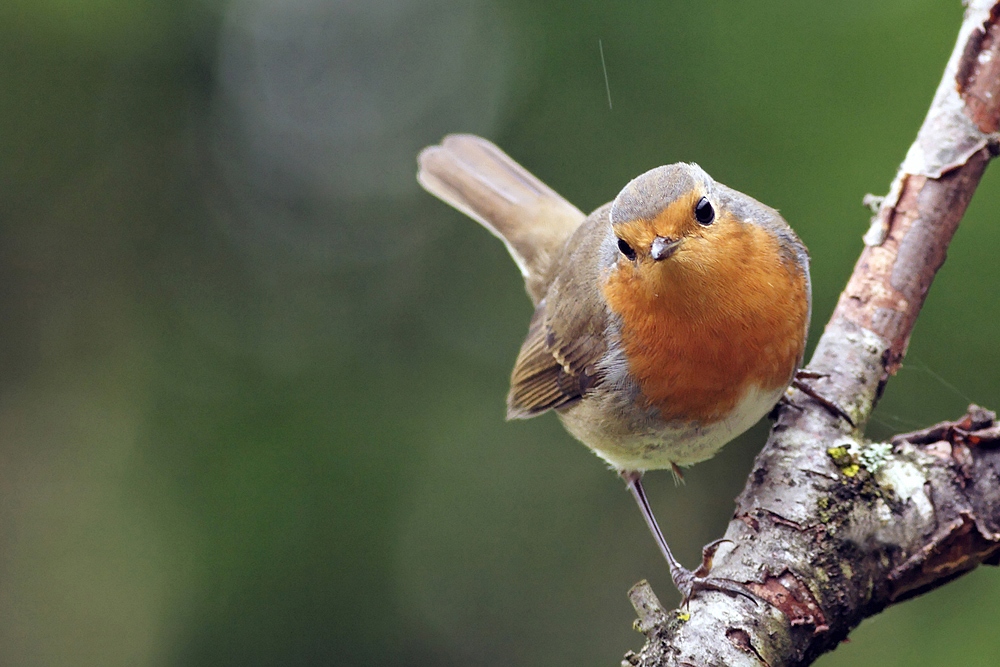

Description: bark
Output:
[623,2,1000,665]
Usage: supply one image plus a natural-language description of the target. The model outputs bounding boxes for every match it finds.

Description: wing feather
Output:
[506,212,612,419]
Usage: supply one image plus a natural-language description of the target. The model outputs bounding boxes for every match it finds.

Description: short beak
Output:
[650,236,681,261]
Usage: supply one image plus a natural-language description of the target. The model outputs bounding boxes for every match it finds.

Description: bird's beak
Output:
[650,236,681,261]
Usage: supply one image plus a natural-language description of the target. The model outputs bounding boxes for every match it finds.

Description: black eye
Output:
[617,238,636,261]
[694,197,715,225]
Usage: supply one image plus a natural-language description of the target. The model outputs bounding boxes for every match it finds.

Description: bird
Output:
[416,134,811,604]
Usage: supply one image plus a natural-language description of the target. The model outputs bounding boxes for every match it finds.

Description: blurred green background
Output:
[1,0,998,665]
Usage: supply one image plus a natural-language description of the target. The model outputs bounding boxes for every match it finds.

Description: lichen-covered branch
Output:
[624,2,1000,665]
[625,406,1000,667]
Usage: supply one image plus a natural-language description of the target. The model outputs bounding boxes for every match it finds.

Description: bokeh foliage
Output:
[1,0,998,665]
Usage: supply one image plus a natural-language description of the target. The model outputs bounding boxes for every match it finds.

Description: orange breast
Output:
[602,221,809,424]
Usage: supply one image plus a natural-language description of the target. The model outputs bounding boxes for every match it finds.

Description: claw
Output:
[669,462,685,486]
[673,538,757,607]
[692,538,731,578]
[677,576,758,608]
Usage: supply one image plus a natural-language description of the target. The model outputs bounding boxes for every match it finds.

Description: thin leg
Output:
[621,470,755,606]
[622,470,685,576]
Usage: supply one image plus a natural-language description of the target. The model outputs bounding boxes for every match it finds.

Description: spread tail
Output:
[417,134,585,303]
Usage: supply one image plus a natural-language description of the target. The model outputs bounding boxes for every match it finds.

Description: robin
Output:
[417,134,812,603]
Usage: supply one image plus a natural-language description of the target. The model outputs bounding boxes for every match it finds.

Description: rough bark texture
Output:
[623,2,1000,665]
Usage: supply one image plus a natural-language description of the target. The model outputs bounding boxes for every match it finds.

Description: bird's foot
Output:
[670,539,757,607]
[669,462,685,486]
[621,472,758,608]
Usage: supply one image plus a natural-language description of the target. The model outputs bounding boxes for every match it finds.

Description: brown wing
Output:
[506,211,611,419]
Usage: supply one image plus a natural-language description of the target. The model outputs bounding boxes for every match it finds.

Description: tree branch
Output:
[624,2,1000,665]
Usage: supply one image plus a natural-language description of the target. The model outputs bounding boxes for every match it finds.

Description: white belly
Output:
[558,382,787,472]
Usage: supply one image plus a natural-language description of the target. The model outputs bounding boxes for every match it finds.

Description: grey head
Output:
[610,163,714,228]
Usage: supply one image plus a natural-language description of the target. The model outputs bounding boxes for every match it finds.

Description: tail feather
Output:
[417,134,585,303]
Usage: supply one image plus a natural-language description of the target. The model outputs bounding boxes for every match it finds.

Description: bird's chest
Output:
[602,262,809,425]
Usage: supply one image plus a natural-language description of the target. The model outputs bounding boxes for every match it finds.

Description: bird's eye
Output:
[694,197,715,225]
[617,238,637,261]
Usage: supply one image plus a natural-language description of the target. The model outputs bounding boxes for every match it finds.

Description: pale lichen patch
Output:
[875,458,932,519]
[827,438,895,477]
[857,442,893,473]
